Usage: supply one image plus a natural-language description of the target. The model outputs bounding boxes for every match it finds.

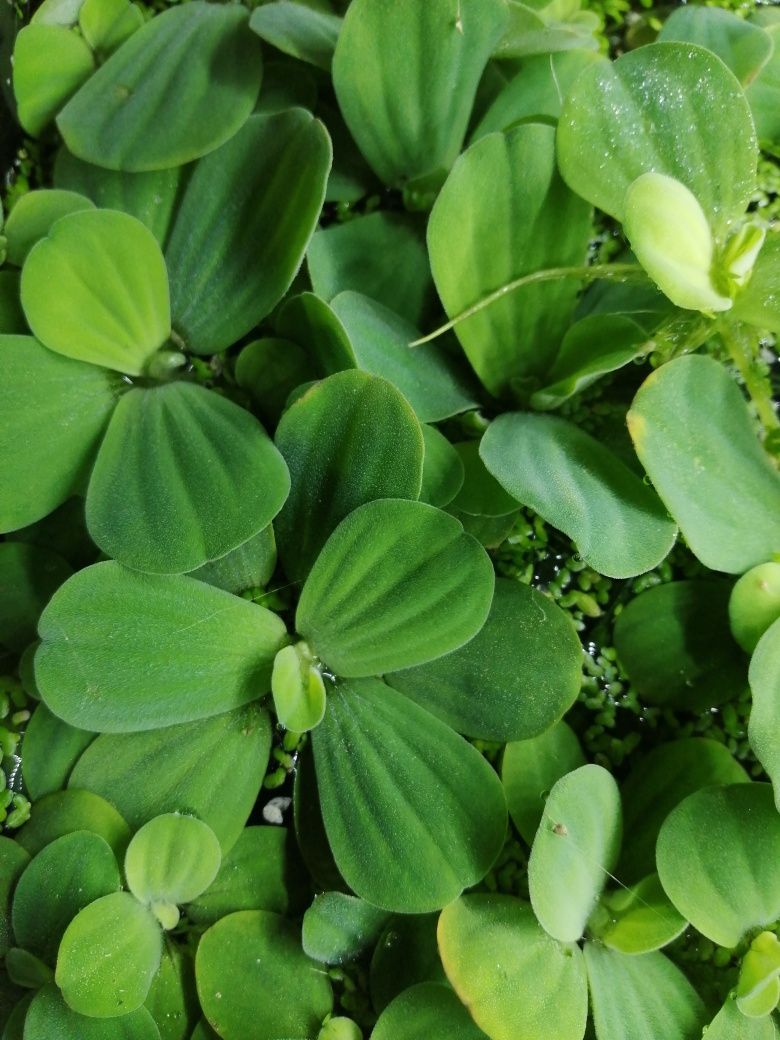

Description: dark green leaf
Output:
[481,412,677,578]
[165,110,331,354]
[370,914,445,1013]
[372,982,487,1040]
[448,441,519,519]
[235,338,316,427]
[428,123,591,399]
[0,542,71,652]
[188,526,277,597]
[297,499,494,676]
[276,291,356,376]
[86,382,290,574]
[275,371,423,583]
[0,838,30,958]
[15,789,130,860]
[312,678,506,912]
[144,941,198,1040]
[388,578,582,741]
[37,562,287,732]
[249,2,341,71]
[333,0,507,186]
[24,985,161,1040]
[302,893,390,965]
[628,355,780,573]
[57,3,263,172]
[749,618,780,810]
[0,336,119,533]
[195,911,332,1040]
[420,426,465,508]
[69,705,272,854]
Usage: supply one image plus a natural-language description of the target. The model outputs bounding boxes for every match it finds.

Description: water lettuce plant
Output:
[1,0,780,1038]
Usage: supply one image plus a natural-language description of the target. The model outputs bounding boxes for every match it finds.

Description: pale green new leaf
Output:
[271,642,327,734]
[125,815,221,914]
[589,874,687,955]
[36,562,288,732]
[12,24,94,137]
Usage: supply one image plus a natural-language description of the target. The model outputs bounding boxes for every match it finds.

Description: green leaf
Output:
[613,580,747,710]
[557,42,757,236]
[494,0,601,58]
[188,527,277,597]
[0,336,119,533]
[501,721,586,845]
[427,123,591,399]
[86,382,290,574]
[276,291,357,376]
[54,149,183,247]
[471,49,604,140]
[12,24,93,137]
[15,789,130,861]
[20,209,170,376]
[618,738,749,885]
[195,911,333,1040]
[747,24,780,155]
[68,705,271,854]
[78,0,143,60]
[36,562,288,732]
[0,838,30,958]
[731,564,780,653]
[372,982,488,1040]
[313,678,506,912]
[0,542,71,652]
[732,231,780,333]
[275,371,423,583]
[297,499,494,676]
[333,0,507,186]
[448,441,519,519]
[57,3,263,172]
[24,985,162,1040]
[370,914,445,1013]
[187,827,308,926]
[628,355,780,573]
[737,932,780,1017]
[438,895,588,1040]
[235,338,316,428]
[588,874,687,955]
[420,426,465,508]
[704,998,779,1040]
[0,271,26,333]
[56,892,162,1018]
[528,764,622,943]
[388,578,582,741]
[308,213,433,327]
[623,173,732,312]
[4,189,94,267]
[125,815,221,922]
[583,944,706,1040]
[330,293,478,422]
[165,110,331,354]
[302,893,390,966]
[6,947,53,989]
[144,940,198,1040]
[530,314,648,411]
[481,412,677,578]
[272,642,327,734]
[659,6,772,87]
[749,618,780,810]
[249,2,341,71]
[12,831,120,964]
[657,783,780,948]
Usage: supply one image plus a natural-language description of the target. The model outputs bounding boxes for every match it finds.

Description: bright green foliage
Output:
[297,499,494,676]
[481,412,677,577]
[629,356,780,573]
[388,578,582,741]
[15,789,130,861]
[737,931,780,1018]
[20,209,170,376]
[124,815,221,920]
[195,911,333,1040]
[613,580,748,710]
[24,986,161,1040]
[271,642,327,734]
[657,783,780,948]
[12,831,120,963]
[705,998,779,1040]
[438,895,588,1040]
[428,123,591,399]
[13,24,94,136]
[142,940,197,1040]
[558,42,757,235]
[501,721,586,844]
[312,678,507,911]
[78,0,143,60]
[372,982,487,1040]
[583,945,706,1040]
[730,563,780,652]
[250,2,342,71]
[68,705,271,854]
[588,875,687,955]
[275,371,424,582]
[528,764,622,943]
[56,891,163,1018]
[85,382,290,573]
[165,110,332,354]
[4,189,94,267]
[57,3,263,172]
[333,0,508,186]
[0,337,119,533]
[36,563,288,732]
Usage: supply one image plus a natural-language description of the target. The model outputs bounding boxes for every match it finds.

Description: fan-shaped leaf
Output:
[302,893,390,966]
[13,24,93,137]
[249,2,341,71]
[4,189,94,266]
[25,986,161,1040]
[420,425,465,508]
[15,789,130,860]
[372,983,487,1040]
[125,815,221,918]
[659,6,772,87]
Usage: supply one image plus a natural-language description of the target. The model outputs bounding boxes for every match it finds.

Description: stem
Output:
[719,320,779,434]
[409,263,647,346]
